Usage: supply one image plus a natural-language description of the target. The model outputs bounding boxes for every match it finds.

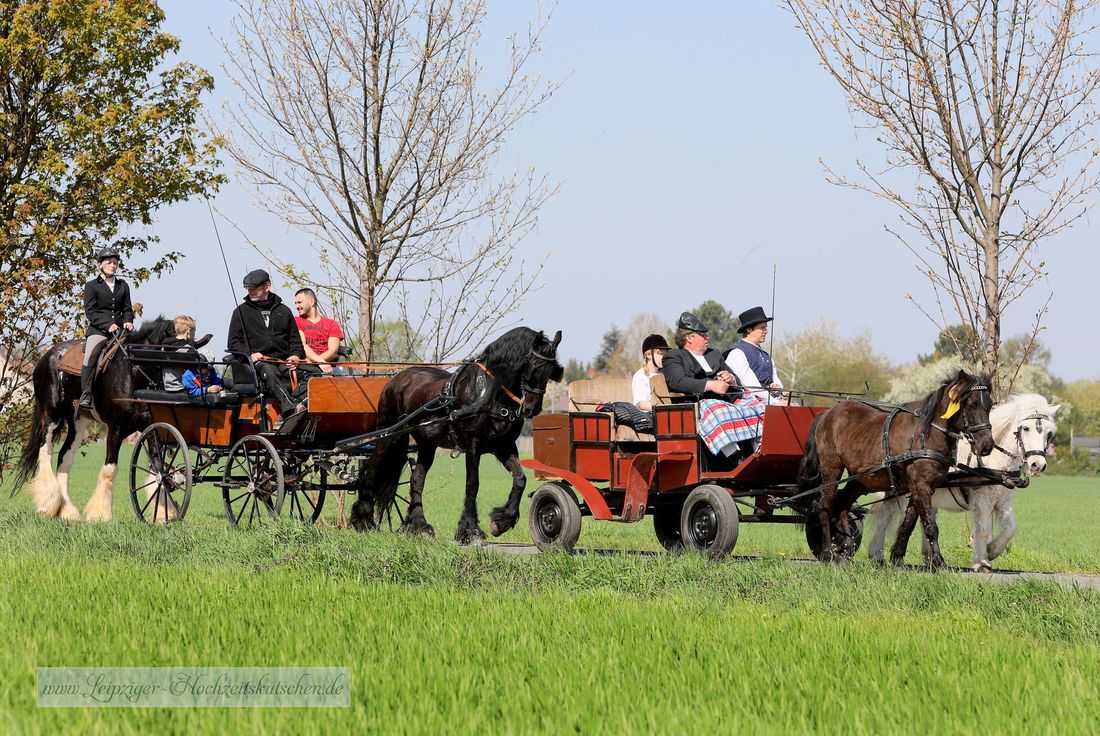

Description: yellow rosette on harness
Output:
[942,385,961,419]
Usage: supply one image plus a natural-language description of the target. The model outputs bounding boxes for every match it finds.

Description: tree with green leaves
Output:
[592,327,621,374]
[0,0,222,472]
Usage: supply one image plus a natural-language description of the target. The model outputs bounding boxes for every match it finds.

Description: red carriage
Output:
[522,375,830,558]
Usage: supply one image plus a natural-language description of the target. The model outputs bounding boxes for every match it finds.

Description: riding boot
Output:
[78,365,94,410]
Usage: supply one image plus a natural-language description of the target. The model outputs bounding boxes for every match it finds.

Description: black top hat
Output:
[242,269,271,288]
[736,306,773,332]
[641,334,670,354]
[676,312,708,334]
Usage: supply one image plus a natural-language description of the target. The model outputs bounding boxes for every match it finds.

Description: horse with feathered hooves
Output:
[867,393,1059,572]
[10,317,203,522]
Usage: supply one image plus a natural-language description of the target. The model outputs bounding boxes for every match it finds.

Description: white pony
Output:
[867,394,1059,571]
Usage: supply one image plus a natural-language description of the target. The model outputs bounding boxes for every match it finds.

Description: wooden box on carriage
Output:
[306,376,389,437]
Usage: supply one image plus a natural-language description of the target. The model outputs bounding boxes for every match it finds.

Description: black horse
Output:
[351,327,564,544]
[12,317,187,521]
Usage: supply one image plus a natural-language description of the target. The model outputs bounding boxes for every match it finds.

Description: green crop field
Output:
[2,445,1099,734]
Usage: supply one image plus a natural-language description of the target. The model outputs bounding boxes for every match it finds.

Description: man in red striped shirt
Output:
[294,288,345,374]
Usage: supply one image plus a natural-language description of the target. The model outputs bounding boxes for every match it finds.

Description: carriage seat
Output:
[222,362,259,396]
[132,388,243,406]
[566,377,662,443]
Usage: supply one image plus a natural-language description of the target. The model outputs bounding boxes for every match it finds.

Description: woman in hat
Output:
[78,247,135,410]
[663,311,767,461]
[725,306,788,406]
[632,333,669,410]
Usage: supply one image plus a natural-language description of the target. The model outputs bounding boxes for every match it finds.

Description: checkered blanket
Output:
[698,395,767,455]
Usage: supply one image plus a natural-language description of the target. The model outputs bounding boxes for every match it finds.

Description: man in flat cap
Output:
[227,269,316,416]
[662,311,767,462]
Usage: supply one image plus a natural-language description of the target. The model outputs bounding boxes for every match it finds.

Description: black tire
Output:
[680,484,739,559]
[221,435,283,528]
[129,422,192,524]
[652,506,684,552]
[528,482,582,552]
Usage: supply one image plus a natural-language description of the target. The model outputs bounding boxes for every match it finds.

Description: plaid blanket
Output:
[698,396,767,455]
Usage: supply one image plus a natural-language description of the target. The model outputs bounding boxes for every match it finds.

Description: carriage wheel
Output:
[129,422,192,524]
[680,484,739,559]
[528,482,582,552]
[280,460,326,524]
[805,507,864,560]
[221,435,283,528]
[652,506,684,552]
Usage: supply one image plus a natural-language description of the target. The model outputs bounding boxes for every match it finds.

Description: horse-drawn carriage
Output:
[522,372,1028,563]
[122,346,389,526]
[522,375,831,558]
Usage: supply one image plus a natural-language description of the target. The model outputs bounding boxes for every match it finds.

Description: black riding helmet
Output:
[96,246,121,263]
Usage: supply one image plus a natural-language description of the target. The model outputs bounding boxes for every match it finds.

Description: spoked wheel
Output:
[129,422,192,524]
[528,482,582,552]
[221,435,283,528]
[280,460,326,524]
[652,506,684,552]
[680,484,739,559]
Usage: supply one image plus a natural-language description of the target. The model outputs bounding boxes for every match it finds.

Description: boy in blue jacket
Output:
[182,352,225,399]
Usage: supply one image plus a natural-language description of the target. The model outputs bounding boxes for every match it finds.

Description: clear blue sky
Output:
[143,1,1098,381]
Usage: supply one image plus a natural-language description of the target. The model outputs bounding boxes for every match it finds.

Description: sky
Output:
[141,1,1100,381]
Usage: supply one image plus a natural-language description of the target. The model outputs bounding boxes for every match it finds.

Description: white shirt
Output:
[725,343,783,404]
[692,353,712,373]
[632,368,655,406]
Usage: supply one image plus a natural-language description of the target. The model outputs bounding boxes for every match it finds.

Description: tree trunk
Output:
[358,263,376,363]
[981,223,1001,393]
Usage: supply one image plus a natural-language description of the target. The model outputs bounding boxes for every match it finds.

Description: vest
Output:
[732,339,773,387]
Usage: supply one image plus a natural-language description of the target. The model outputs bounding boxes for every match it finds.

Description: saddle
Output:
[57,337,123,378]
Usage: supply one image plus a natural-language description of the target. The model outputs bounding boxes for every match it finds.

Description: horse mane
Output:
[914,369,986,439]
[989,393,1058,445]
[128,315,175,346]
[476,326,540,369]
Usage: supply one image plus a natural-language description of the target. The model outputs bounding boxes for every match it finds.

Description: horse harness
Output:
[948,411,1053,507]
[879,383,991,495]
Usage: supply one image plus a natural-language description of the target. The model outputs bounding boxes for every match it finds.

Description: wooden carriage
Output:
[521,375,828,558]
[125,346,391,527]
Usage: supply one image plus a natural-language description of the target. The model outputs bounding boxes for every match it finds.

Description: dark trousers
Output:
[254,362,318,412]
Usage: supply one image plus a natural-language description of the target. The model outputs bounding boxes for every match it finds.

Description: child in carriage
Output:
[182,349,224,399]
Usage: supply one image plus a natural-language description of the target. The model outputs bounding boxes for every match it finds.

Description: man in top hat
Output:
[227,269,316,416]
[662,312,767,461]
[79,246,135,410]
[725,306,787,406]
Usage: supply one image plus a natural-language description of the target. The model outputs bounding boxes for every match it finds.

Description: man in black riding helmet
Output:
[79,247,134,410]
[227,269,316,416]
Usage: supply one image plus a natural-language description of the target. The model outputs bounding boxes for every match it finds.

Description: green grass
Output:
[2,445,1099,733]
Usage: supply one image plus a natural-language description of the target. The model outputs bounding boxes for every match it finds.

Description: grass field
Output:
[1,445,1099,733]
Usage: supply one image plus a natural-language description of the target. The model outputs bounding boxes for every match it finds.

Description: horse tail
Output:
[369,435,411,523]
[11,396,49,496]
[797,411,826,496]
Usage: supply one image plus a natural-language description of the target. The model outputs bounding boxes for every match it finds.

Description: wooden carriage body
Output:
[521,375,827,524]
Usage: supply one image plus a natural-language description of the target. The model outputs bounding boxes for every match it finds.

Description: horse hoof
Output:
[455,528,486,546]
[58,504,82,522]
[973,561,992,573]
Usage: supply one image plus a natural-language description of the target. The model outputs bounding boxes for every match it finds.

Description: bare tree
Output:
[220,0,558,361]
[783,0,1100,395]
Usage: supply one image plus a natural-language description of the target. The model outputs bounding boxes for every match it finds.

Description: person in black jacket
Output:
[227,269,316,415]
[662,312,741,399]
[662,311,766,461]
[79,247,135,409]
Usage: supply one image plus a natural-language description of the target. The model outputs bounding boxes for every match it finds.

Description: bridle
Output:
[946,383,993,445]
[471,344,560,413]
[995,412,1054,464]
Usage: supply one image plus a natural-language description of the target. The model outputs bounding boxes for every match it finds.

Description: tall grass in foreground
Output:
[0,524,1098,734]
[1,450,1099,733]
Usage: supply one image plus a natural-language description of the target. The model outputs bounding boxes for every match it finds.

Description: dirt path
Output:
[483,543,1100,590]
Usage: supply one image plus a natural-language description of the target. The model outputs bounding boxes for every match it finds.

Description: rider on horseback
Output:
[79,247,134,410]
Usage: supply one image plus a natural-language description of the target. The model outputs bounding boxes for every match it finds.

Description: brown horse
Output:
[797,370,995,568]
